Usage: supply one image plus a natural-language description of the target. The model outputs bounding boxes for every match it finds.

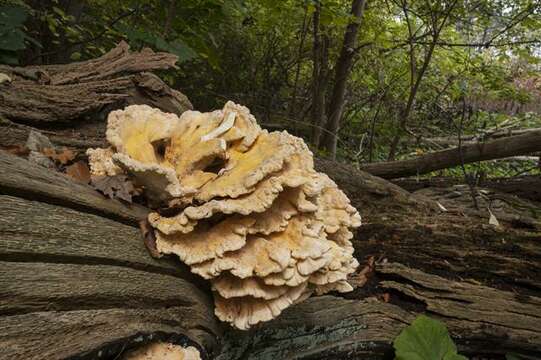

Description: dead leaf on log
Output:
[65,161,91,184]
[348,256,375,289]
[91,174,139,203]
[1,145,29,157]
[139,219,161,258]
[42,147,76,165]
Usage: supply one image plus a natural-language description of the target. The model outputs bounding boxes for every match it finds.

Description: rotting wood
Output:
[0,307,216,360]
[378,263,541,356]
[217,262,541,360]
[0,195,220,360]
[1,146,540,359]
[393,175,541,202]
[361,130,541,179]
[0,115,107,150]
[0,41,192,125]
[1,195,164,273]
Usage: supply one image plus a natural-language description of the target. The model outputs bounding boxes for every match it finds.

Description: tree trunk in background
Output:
[320,0,367,159]
[386,0,458,160]
[310,1,328,146]
[288,5,309,118]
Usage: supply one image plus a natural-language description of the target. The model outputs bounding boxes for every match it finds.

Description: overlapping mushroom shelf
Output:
[88,102,361,329]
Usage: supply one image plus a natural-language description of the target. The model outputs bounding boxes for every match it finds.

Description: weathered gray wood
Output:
[0,307,216,360]
[218,296,411,360]
[218,262,541,360]
[0,115,107,150]
[378,263,541,356]
[0,150,148,225]
[0,195,220,359]
[0,261,210,315]
[0,195,178,275]
[0,42,192,124]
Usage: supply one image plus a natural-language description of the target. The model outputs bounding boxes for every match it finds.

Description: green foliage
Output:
[3,0,540,177]
[0,4,34,64]
[115,24,197,63]
[393,315,468,360]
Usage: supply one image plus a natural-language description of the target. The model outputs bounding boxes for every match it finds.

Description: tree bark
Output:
[361,129,541,179]
[319,0,367,158]
[0,156,221,359]
[310,1,329,146]
[393,175,541,202]
[0,41,192,125]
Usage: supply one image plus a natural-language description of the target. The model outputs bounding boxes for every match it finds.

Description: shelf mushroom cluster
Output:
[88,102,361,329]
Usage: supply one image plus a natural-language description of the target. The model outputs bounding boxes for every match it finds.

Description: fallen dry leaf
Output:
[42,147,76,165]
[1,145,29,157]
[348,256,375,289]
[382,292,391,303]
[65,161,91,184]
[91,174,139,203]
[488,209,501,227]
[139,219,161,258]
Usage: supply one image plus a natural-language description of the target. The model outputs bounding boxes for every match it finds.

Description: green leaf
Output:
[393,315,467,360]
[0,5,27,27]
[0,29,25,50]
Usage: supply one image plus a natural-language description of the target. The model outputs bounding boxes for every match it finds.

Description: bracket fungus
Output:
[88,102,361,329]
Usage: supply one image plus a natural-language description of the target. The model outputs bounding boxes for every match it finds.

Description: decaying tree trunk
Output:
[1,46,540,360]
[362,130,541,179]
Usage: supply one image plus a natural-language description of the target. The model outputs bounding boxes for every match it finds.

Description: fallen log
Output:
[0,170,221,359]
[393,175,541,202]
[2,151,540,359]
[218,263,541,360]
[0,41,192,125]
[361,130,541,179]
[0,42,192,154]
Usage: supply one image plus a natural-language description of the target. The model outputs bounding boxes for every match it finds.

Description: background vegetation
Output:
[1,0,540,177]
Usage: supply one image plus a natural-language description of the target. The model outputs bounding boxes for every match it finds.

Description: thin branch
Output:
[31,6,144,62]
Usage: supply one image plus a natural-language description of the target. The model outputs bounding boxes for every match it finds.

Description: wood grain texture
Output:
[218,262,541,360]
[0,195,220,359]
[0,42,191,124]
[0,150,148,225]
[0,116,107,150]
[218,296,411,360]
[0,195,186,276]
[1,307,215,360]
